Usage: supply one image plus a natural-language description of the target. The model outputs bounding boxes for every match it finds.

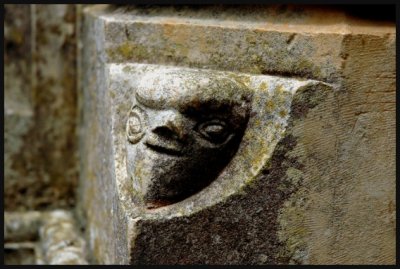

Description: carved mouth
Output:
[144,140,183,156]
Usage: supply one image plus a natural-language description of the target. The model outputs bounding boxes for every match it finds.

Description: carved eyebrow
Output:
[181,99,235,114]
[135,90,164,109]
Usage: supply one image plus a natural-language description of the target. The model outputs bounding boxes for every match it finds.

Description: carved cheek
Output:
[127,106,147,144]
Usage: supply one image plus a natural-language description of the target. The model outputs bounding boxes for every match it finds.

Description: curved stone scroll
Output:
[107,63,331,263]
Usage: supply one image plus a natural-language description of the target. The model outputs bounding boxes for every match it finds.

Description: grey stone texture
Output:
[4,211,42,243]
[4,242,38,265]
[39,210,88,264]
[79,5,395,265]
[4,4,395,265]
[4,210,88,265]
[4,4,79,211]
[110,63,330,264]
[125,68,254,208]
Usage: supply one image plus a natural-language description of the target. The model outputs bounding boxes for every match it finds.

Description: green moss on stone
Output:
[107,42,152,61]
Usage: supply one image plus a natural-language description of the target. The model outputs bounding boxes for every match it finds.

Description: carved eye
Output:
[127,106,145,144]
[196,120,231,144]
[128,116,141,134]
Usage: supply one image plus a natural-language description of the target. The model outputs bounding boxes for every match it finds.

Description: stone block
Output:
[79,5,395,264]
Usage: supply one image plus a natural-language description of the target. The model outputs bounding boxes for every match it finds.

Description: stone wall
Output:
[4,4,396,265]
[78,5,395,265]
[5,4,80,211]
[4,4,85,265]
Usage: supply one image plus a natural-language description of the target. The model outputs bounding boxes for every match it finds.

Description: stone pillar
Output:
[4,4,79,211]
[79,5,395,264]
[4,4,83,265]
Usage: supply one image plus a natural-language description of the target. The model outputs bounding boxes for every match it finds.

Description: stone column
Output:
[5,4,79,211]
[4,4,83,264]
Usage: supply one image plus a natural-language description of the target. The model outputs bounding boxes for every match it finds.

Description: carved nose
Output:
[151,110,185,141]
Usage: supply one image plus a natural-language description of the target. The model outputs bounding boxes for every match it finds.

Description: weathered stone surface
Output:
[111,64,330,265]
[124,68,254,208]
[79,5,395,265]
[4,211,42,243]
[4,210,88,265]
[95,5,345,84]
[4,4,79,210]
[4,242,38,265]
[39,210,88,265]
[278,26,396,265]
[4,4,35,210]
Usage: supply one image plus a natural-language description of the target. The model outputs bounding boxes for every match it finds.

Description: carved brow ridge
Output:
[135,89,238,111]
[135,90,165,109]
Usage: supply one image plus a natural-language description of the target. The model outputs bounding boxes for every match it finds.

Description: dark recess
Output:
[113,4,395,22]
[336,4,395,22]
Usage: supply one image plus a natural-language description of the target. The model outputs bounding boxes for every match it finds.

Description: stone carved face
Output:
[126,70,252,209]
